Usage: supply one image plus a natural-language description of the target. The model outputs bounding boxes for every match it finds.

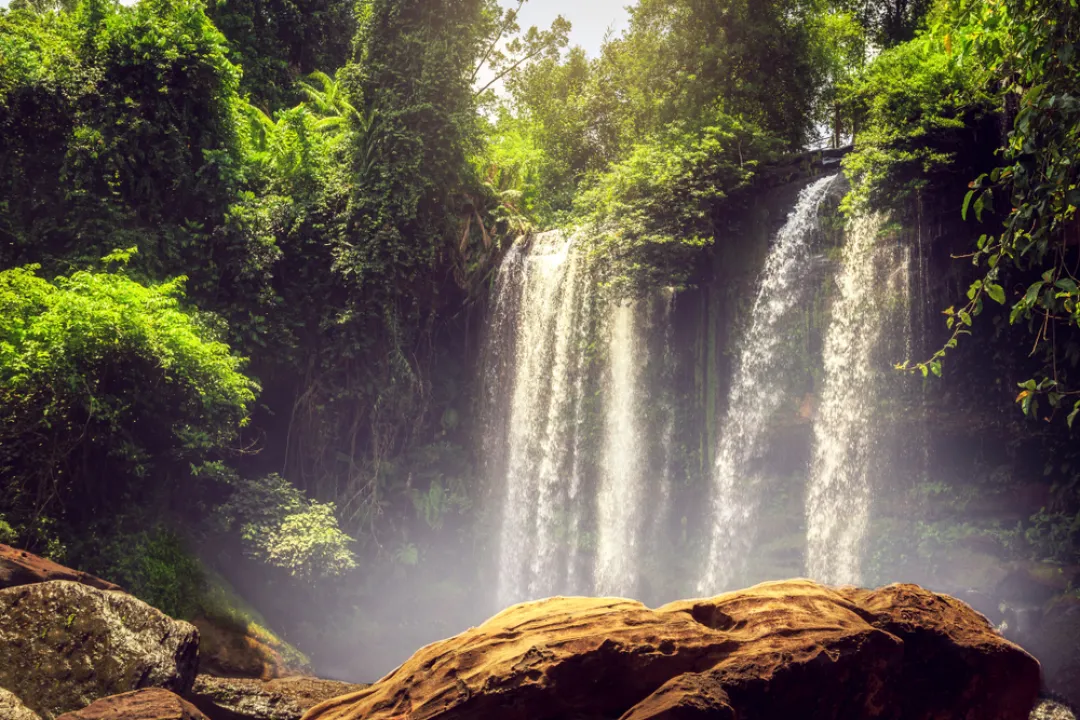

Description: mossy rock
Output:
[192,571,310,679]
[0,581,198,719]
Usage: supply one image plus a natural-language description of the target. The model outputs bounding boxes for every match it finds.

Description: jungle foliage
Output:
[841,0,1080,565]
[2,0,1079,666]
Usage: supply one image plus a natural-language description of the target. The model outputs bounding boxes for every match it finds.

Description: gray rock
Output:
[1031,699,1077,720]
[0,580,199,719]
[0,687,42,720]
[187,675,368,720]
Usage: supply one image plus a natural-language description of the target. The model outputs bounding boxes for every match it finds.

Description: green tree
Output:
[205,0,355,109]
[0,259,257,548]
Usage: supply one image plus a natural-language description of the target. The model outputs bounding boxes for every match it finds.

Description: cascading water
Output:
[806,213,912,585]
[698,175,836,595]
[490,231,592,606]
[595,301,647,596]
[486,230,665,607]
[484,177,918,609]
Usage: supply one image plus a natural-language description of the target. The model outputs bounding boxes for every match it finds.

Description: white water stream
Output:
[807,213,911,585]
[488,231,662,606]
[698,175,836,594]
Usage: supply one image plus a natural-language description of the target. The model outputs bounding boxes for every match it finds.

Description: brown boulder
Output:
[302,579,1040,720]
[0,544,122,592]
[187,675,369,720]
[0,580,199,719]
[55,689,208,720]
[1030,698,1076,720]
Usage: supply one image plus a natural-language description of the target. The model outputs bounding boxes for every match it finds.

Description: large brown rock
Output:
[0,544,122,592]
[55,689,208,720]
[1031,699,1077,720]
[187,675,369,720]
[0,580,199,719]
[302,579,1040,720]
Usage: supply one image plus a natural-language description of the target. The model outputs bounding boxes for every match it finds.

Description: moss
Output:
[196,569,310,672]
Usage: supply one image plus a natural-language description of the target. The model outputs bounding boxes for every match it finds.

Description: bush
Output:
[575,108,777,293]
[840,24,990,213]
[213,472,356,579]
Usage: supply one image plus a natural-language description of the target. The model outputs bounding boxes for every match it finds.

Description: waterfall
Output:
[487,230,664,607]
[806,213,911,585]
[595,301,647,596]
[649,292,677,592]
[698,175,836,595]
[491,231,592,606]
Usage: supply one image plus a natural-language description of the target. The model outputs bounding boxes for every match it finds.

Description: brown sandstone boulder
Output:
[0,544,123,592]
[0,580,199,719]
[187,675,369,720]
[1031,699,1077,720]
[302,579,1040,720]
[55,689,208,720]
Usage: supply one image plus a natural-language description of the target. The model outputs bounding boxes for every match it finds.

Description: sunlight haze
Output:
[509,0,628,57]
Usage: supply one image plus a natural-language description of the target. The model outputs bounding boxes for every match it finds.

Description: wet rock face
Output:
[303,580,1040,720]
[0,544,123,592]
[54,689,208,720]
[0,580,199,719]
[188,675,369,720]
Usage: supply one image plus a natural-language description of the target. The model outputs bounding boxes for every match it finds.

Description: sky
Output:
[509,0,630,58]
[0,0,632,57]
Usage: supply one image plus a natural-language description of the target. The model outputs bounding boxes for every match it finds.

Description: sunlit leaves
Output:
[0,260,258,526]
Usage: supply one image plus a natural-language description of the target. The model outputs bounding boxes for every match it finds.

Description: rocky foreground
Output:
[303,579,1041,720]
[0,543,1074,720]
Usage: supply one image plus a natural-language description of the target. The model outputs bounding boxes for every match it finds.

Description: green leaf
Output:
[1023,281,1044,307]
[974,188,993,222]
[962,189,976,221]
[985,283,1006,305]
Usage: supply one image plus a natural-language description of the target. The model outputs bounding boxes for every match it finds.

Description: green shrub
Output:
[213,472,356,579]
[97,527,205,619]
[840,26,990,214]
